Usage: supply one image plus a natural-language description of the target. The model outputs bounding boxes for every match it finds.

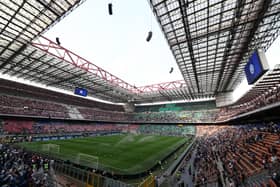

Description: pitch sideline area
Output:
[18,135,191,175]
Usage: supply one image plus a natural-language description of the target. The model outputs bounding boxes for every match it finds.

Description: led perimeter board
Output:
[74,87,88,97]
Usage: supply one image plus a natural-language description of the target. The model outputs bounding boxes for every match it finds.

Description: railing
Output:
[53,161,133,187]
[138,174,155,187]
[53,161,155,187]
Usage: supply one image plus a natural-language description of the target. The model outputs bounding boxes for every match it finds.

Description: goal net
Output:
[76,153,99,169]
[41,144,60,155]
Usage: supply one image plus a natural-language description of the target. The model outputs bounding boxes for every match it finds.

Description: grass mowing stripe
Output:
[18,135,190,174]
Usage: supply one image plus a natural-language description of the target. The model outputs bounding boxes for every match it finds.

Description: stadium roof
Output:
[149,0,280,96]
[0,0,280,104]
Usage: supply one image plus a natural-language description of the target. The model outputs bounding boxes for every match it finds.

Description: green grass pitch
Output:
[18,135,190,174]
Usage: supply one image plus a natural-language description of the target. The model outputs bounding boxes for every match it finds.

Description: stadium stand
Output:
[1,119,196,137]
[1,119,129,135]
[0,79,124,112]
[0,91,133,121]
[186,124,280,187]
[0,144,55,186]
[0,94,69,118]
[135,101,216,112]
[217,82,280,122]
[134,102,218,123]
[137,125,195,136]
[133,109,218,123]
[0,80,218,123]
[77,107,133,122]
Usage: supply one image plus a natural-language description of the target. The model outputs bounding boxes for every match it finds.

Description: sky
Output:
[43,0,183,87]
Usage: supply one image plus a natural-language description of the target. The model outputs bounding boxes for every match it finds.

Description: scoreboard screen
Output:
[74,87,88,97]
[244,50,269,85]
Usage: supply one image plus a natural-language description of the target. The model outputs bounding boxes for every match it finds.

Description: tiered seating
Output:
[137,125,195,136]
[0,93,134,122]
[78,107,133,121]
[200,124,280,186]
[194,138,219,185]
[133,110,218,123]
[0,92,219,123]
[0,94,69,118]
[2,120,35,134]
[2,120,128,135]
[0,144,52,186]
[125,124,139,132]
[133,111,176,122]
[217,85,280,121]
[2,119,195,137]
[0,79,124,112]
[135,101,216,112]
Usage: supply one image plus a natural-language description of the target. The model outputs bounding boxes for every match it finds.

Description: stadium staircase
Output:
[0,119,3,135]
[65,105,84,120]
[240,160,279,187]
[123,103,135,112]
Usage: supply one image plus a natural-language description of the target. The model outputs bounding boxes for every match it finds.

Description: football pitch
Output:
[18,134,190,174]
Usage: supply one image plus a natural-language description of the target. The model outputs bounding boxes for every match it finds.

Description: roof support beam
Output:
[178,0,200,93]
[36,0,60,17]
[47,72,87,86]
[214,0,246,93]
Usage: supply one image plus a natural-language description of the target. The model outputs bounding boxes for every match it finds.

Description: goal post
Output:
[41,144,60,155]
[75,153,99,169]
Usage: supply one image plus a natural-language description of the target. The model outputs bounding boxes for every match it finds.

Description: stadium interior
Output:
[0,0,280,187]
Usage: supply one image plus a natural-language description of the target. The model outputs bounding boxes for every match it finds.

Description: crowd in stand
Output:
[217,85,280,121]
[0,79,124,112]
[0,143,53,187]
[0,94,132,121]
[1,120,196,137]
[78,107,133,122]
[137,125,195,136]
[193,137,220,186]
[0,95,69,119]
[0,93,219,124]
[1,120,127,135]
[134,111,178,122]
[193,123,280,186]
[0,93,219,123]
[133,110,218,123]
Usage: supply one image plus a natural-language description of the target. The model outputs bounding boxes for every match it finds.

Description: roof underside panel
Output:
[0,0,85,73]
[149,0,280,97]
